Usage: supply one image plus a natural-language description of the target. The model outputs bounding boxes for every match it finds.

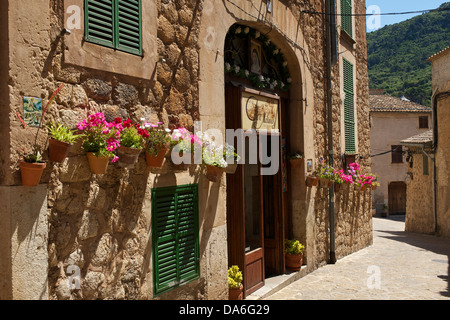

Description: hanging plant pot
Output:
[116,146,142,168]
[145,146,168,168]
[205,165,223,182]
[361,184,367,192]
[229,284,243,300]
[289,158,302,169]
[86,152,110,174]
[305,175,318,187]
[372,184,377,190]
[285,252,303,271]
[224,163,238,174]
[19,160,46,186]
[48,138,71,162]
[334,182,342,193]
[318,178,331,188]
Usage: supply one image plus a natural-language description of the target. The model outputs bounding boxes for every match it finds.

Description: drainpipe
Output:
[326,0,337,264]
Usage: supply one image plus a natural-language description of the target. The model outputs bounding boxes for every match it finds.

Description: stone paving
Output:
[264,216,450,300]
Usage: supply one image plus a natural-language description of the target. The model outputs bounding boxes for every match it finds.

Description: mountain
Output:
[366,2,450,106]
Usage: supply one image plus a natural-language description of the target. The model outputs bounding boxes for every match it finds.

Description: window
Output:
[343,58,355,153]
[419,116,428,129]
[84,0,142,55]
[152,184,200,296]
[341,0,353,38]
[391,145,403,163]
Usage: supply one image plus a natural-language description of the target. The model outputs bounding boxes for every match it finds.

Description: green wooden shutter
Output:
[85,0,115,49]
[343,58,355,154]
[152,184,200,296]
[85,0,142,55]
[116,0,142,55]
[341,0,353,38]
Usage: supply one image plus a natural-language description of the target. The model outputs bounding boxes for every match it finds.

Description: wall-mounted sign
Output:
[241,91,279,132]
[23,97,42,127]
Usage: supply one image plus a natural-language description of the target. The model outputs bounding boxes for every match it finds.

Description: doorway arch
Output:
[223,22,305,297]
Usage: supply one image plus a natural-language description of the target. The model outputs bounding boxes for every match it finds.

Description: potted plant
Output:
[332,169,344,192]
[305,174,319,187]
[201,133,227,182]
[47,121,80,162]
[223,143,240,174]
[77,112,121,174]
[228,265,243,300]
[316,157,334,188]
[285,239,305,271]
[144,122,170,168]
[289,151,303,169]
[170,127,200,171]
[114,118,147,168]
[335,169,353,192]
[16,83,65,185]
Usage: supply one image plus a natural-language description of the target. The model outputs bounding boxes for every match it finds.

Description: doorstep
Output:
[245,266,308,300]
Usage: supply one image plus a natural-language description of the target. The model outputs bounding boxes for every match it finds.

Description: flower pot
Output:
[305,175,318,187]
[117,146,142,168]
[224,163,238,174]
[48,138,71,162]
[334,183,342,193]
[289,158,302,169]
[285,252,303,271]
[86,152,110,174]
[372,184,377,190]
[319,178,331,188]
[145,146,168,168]
[229,284,243,300]
[205,165,223,182]
[19,160,46,186]
[361,184,367,192]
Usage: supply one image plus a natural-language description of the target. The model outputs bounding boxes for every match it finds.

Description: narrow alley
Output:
[263,216,450,300]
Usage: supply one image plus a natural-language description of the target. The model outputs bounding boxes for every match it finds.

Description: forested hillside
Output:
[367,2,450,106]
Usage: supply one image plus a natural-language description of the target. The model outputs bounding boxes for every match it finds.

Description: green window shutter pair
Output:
[85,0,142,56]
[341,0,353,38]
[343,58,355,154]
[151,184,200,296]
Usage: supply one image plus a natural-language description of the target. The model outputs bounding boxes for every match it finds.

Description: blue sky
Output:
[365,0,448,32]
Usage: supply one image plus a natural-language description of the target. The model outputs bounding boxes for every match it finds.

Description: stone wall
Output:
[2,0,372,300]
[405,152,435,234]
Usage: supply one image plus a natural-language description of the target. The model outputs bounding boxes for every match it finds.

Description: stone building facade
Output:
[0,0,372,300]
[402,46,450,238]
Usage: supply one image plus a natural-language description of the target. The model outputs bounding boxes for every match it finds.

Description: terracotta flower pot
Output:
[48,138,71,162]
[86,152,110,174]
[285,252,303,271]
[145,146,168,168]
[229,284,243,300]
[116,146,142,168]
[372,184,377,190]
[289,158,302,169]
[224,163,238,174]
[205,165,223,182]
[319,178,331,188]
[20,160,46,186]
[334,182,342,193]
[306,175,318,187]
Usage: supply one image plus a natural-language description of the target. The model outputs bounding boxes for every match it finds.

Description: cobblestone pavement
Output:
[265,216,450,300]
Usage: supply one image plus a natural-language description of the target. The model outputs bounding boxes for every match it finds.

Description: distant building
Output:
[369,90,432,215]
[401,46,450,237]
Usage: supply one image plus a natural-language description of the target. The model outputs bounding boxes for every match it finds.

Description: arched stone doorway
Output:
[223,23,304,297]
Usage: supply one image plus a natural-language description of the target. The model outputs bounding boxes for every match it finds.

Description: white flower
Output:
[287,77,292,83]
[265,40,271,46]
[280,82,285,88]
[225,62,231,71]
[273,49,279,55]
[244,70,249,77]
[255,31,260,38]
[283,61,288,67]
[244,27,249,34]
[272,80,278,87]
[234,66,240,73]
[258,75,264,81]
[235,27,241,34]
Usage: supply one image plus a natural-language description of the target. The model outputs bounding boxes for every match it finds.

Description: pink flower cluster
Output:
[337,169,353,184]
